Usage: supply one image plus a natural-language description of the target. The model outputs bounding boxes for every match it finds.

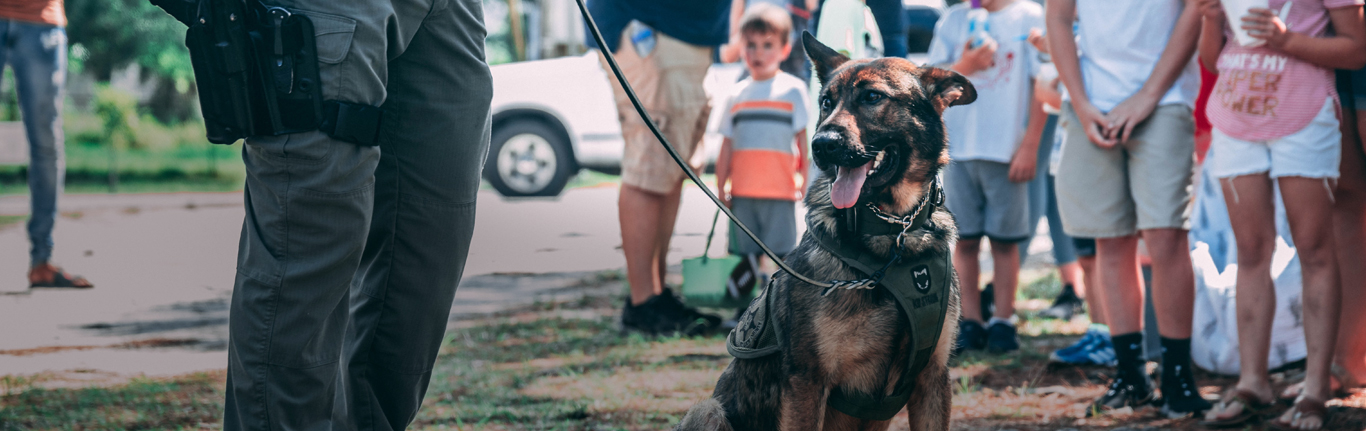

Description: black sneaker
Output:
[954,320,987,356]
[1088,372,1156,416]
[980,283,995,321]
[1039,284,1084,321]
[621,288,722,337]
[1157,364,1212,418]
[985,321,1020,353]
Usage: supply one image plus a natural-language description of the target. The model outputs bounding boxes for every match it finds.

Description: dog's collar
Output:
[841,178,943,239]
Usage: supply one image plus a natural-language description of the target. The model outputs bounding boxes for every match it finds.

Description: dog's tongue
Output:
[831,161,872,209]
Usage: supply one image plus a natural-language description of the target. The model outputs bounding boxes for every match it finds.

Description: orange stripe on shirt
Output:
[729,149,801,201]
[731,100,794,114]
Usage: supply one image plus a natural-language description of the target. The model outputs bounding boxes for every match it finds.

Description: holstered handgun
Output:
[150,0,380,146]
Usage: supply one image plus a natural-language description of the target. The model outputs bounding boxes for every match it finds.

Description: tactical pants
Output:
[222,1,492,430]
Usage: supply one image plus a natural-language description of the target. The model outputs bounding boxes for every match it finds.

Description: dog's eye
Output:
[820,97,833,112]
[861,91,885,105]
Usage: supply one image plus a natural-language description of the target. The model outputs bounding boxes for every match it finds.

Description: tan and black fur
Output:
[674,34,976,431]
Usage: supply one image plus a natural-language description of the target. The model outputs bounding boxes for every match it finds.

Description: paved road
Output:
[0,182,1055,383]
[0,184,781,380]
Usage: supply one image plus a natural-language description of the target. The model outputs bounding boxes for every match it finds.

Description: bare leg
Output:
[1141,228,1195,338]
[988,239,1020,320]
[1095,235,1144,334]
[1276,176,1343,430]
[1077,255,1107,325]
[1333,110,1366,385]
[621,184,669,305]
[1283,101,1366,401]
[655,184,684,289]
[954,238,983,322]
[1206,174,1277,421]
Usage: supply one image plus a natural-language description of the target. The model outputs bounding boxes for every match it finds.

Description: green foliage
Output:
[66,0,192,84]
[93,86,139,149]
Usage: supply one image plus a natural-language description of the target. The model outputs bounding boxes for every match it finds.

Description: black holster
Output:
[150,0,381,146]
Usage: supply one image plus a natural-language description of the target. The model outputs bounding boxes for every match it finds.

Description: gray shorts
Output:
[944,160,1032,242]
[728,197,797,256]
[1055,103,1195,237]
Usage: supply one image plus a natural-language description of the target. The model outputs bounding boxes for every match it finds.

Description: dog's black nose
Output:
[811,131,842,159]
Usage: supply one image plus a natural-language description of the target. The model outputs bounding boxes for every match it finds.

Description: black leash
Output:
[572,0,835,289]
[574,0,926,291]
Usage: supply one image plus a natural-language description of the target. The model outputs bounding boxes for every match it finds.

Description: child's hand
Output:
[1103,90,1160,144]
[954,41,997,76]
[720,193,731,209]
[1007,145,1037,183]
[1072,100,1119,149]
[1197,0,1225,21]
[1027,28,1048,54]
[1243,7,1290,49]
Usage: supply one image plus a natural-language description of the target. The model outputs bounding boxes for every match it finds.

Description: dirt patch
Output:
[0,337,201,356]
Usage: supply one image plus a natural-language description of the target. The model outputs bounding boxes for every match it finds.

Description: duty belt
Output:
[151,0,383,146]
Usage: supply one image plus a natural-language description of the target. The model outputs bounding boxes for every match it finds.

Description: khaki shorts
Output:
[1055,103,1196,238]
[599,31,712,194]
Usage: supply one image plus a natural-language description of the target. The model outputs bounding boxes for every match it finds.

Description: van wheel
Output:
[485,119,576,197]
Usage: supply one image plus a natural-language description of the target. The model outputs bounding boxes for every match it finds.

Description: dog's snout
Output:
[811,131,842,159]
[811,129,873,168]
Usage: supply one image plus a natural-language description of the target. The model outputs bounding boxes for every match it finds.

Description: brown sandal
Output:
[1200,388,1274,428]
[1268,396,1329,431]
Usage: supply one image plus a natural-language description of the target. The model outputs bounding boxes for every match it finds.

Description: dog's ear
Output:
[802,31,849,87]
[916,67,977,114]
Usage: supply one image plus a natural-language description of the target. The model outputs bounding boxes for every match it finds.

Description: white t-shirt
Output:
[1071,0,1199,112]
[927,0,1043,163]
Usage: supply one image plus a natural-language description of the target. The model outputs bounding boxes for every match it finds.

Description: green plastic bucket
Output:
[680,210,756,308]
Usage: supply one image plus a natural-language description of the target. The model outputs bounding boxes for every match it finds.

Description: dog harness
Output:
[726,185,954,421]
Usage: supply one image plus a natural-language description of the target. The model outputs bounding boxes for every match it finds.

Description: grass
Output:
[6,271,1366,430]
[0,372,223,431]
[7,294,1366,430]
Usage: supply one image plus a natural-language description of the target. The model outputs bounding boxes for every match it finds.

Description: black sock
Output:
[1160,337,1211,410]
[1112,332,1148,388]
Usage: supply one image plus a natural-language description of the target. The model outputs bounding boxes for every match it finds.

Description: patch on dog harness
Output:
[815,226,953,421]
[726,280,780,359]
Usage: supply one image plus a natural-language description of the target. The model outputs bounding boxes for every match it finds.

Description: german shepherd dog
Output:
[674,34,976,431]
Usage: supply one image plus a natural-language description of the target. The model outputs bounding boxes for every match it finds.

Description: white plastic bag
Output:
[1190,241,1307,375]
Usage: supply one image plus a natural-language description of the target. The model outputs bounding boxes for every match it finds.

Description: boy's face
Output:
[741,30,791,80]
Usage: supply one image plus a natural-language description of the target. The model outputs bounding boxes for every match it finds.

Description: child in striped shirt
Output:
[716,3,810,297]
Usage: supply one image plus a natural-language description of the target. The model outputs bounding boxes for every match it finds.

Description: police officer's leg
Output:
[222,0,407,428]
[337,0,492,429]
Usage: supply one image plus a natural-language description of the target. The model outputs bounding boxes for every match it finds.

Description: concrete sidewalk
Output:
[0,185,734,381]
[0,184,1059,384]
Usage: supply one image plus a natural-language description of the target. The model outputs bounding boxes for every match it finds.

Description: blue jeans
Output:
[0,20,65,266]
[1020,114,1079,265]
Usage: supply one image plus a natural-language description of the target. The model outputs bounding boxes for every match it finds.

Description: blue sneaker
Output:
[1050,329,1100,360]
[1051,328,1117,366]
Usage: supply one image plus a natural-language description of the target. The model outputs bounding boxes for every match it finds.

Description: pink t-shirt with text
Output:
[1207,0,1362,141]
